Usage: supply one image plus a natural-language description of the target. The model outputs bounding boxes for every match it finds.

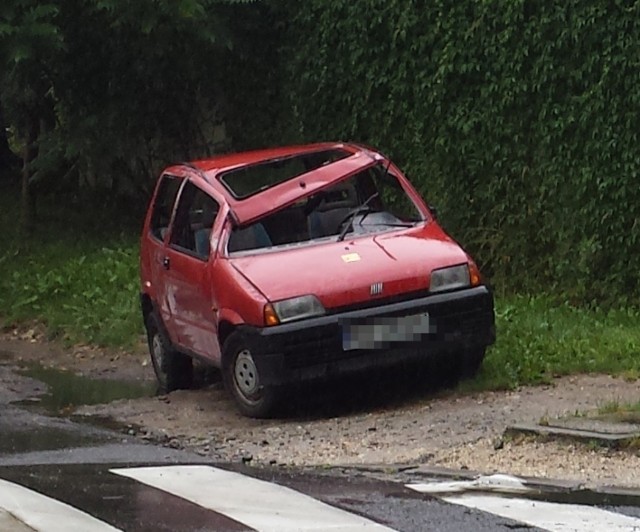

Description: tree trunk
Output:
[20,115,39,235]
[0,102,19,175]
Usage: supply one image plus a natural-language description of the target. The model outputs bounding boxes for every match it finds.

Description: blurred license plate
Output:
[341,312,431,351]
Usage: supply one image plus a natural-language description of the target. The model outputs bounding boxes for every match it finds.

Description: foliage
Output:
[278,0,640,305]
[0,0,264,202]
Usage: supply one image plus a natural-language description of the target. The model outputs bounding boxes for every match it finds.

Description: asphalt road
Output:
[2,360,640,531]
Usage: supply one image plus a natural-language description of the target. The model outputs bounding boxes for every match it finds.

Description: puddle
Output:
[15,364,155,415]
[0,425,111,454]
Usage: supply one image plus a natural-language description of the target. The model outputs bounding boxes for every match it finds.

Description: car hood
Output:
[229,224,470,308]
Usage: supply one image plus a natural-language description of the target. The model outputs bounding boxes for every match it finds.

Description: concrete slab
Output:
[546,416,640,435]
[504,422,640,449]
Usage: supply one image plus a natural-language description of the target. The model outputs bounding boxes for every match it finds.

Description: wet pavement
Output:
[0,462,552,532]
[2,347,640,531]
[0,359,193,466]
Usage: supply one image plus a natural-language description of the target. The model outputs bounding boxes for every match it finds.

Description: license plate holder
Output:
[341,312,431,351]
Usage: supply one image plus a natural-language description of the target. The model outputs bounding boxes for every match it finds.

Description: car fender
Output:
[217,307,245,327]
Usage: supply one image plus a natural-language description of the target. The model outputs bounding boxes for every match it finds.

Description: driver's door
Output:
[161,180,223,361]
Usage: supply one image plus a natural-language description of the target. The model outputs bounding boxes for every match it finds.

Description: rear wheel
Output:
[222,330,280,418]
[145,313,193,394]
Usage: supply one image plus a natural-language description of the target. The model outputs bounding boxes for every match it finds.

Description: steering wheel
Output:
[337,206,374,229]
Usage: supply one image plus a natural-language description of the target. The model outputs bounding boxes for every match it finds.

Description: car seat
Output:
[194,205,219,257]
[228,223,272,252]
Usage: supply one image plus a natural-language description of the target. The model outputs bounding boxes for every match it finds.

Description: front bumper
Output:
[249,285,495,386]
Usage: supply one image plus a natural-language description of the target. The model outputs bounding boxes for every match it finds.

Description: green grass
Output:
[0,184,143,348]
[599,400,640,415]
[595,400,640,424]
[2,183,640,389]
[1,242,141,347]
[471,294,640,390]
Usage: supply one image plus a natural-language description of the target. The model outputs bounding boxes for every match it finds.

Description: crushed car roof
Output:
[183,142,384,225]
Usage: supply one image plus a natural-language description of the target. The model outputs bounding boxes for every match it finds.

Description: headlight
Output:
[429,264,470,293]
[264,295,325,325]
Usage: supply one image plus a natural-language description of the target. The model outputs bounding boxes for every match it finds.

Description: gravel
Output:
[2,335,639,488]
[78,374,640,488]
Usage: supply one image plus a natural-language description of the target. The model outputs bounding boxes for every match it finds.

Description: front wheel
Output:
[222,331,280,418]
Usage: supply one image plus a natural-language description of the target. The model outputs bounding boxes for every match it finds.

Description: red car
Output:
[139,143,495,417]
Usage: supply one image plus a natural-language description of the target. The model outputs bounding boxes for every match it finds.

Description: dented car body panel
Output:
[140,142,495,416]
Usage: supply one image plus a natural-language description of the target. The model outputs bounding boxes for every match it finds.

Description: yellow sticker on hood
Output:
[341,253,361,263]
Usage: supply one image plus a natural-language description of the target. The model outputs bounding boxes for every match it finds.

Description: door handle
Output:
[162,256,170,270]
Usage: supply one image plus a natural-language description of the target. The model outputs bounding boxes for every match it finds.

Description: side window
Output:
[170,182,220,259]
[150,175,182,241]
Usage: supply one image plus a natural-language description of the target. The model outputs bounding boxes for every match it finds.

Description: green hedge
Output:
[268,0,640,305]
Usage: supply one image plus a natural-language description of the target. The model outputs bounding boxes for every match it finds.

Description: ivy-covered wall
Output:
[265,0,640,305]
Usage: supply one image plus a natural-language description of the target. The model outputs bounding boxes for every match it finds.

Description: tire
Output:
[222,330,280,418]
[459,347,486,380]
[145,313,193,394]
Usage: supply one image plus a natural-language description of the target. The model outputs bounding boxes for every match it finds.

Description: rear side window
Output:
[170,182,220,259]
[150,175,182,241]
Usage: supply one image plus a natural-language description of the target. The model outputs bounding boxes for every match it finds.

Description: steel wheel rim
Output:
[234,349,259,397]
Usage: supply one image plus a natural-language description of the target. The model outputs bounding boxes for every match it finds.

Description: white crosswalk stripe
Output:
[407,475,640,532]
[439,494,640,532]
[2,465,640,531]
[111,464,397,532]
[0,478,122,532]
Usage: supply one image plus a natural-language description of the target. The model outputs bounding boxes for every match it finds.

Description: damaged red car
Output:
[139,143,495,417]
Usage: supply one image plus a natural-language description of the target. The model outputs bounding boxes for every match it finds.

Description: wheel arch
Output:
[217,307,248,364]
[140,292,154,325]
[218,320,236,353]
[141,295,177,348]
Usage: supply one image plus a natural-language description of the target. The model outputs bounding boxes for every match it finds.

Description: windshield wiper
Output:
[337,192,379,242]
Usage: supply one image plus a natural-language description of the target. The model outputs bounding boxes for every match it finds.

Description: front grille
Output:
[327,288,432,314]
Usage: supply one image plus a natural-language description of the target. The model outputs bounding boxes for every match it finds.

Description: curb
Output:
[326,463,640,506]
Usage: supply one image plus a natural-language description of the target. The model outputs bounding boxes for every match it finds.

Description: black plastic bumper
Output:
[249,285,495,386]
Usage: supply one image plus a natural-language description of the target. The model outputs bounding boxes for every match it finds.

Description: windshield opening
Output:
[227,164,424,254]
[219,148,350,199]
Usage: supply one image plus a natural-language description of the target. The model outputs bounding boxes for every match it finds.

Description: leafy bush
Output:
[1,0,266,202]
[276,0,640,305]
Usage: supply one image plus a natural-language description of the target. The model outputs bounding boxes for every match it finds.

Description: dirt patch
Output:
[0,327,150,382]
[2,333,639,488]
